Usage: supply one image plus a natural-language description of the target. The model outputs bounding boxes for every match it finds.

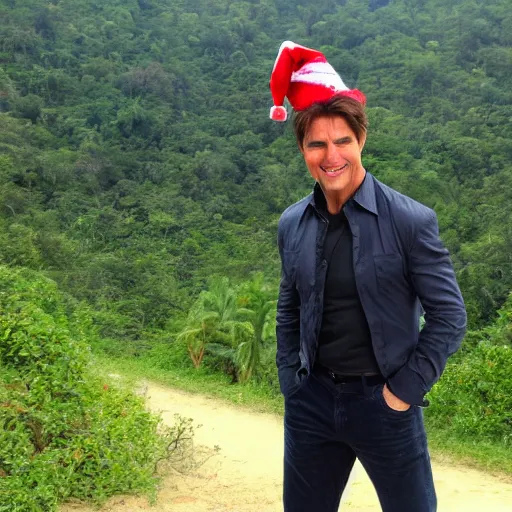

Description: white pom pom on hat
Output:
[269,41,366,122]
[269,105,288,122]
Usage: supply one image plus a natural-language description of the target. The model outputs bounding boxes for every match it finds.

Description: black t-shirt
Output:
[316,210,380,376]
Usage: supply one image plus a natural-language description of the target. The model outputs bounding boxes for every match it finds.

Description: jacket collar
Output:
[309,171,378,216]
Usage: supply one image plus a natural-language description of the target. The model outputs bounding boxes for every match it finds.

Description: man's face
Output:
[300,116,366,204]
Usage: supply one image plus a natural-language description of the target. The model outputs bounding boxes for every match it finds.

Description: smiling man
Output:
[269,41,467,512]
[300,115,366,213]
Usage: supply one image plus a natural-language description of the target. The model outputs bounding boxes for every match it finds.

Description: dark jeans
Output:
[283,371,436,512]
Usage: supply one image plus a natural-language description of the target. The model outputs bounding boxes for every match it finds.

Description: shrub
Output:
[11,94,43,124]
[145,336,191,371]
[426,341,512,445]
[0,266,192,510]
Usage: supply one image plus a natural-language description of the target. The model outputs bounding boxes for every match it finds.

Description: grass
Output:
[92,351,512,481]
[426,428,512,478]
[92,352,285,415]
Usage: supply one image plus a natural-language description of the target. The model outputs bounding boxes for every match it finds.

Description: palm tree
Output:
[176,299,217,368]
[177,277,253,370]
[236,273,277,383]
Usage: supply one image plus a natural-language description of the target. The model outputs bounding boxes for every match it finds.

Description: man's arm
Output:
[276,224,301,398]
[387,209,467,406]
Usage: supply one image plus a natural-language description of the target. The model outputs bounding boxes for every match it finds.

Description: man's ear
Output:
[359,132,367,151]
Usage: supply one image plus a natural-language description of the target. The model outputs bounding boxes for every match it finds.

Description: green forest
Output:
[1,0,511,509]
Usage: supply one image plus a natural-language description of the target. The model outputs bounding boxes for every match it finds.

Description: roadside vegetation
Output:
[0,266,193,511]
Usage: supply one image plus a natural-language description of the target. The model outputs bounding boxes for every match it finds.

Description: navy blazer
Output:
[276,172,467,406]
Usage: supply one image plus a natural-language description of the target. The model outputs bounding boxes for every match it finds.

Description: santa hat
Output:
[269,41,366,122]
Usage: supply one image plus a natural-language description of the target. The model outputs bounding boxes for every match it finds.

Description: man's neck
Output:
[322,170,366,214]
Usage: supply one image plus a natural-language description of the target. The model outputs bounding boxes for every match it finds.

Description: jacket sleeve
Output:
[276,219,301,397]
[387,209,467,406]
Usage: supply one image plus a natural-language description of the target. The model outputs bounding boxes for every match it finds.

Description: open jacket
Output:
[276,172,467,406]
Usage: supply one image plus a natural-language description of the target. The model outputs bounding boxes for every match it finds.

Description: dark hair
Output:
[293,95,368,149]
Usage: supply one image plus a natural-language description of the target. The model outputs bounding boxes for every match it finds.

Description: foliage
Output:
[174,275,277,383]
[0,0,510,334]
[0,266,192,511]
[176,276,253,374]
[236,273,277,383]
[427,341,512,446]
[483,292,512,347]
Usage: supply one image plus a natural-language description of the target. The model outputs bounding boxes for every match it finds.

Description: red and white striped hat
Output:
[269,41,366,122]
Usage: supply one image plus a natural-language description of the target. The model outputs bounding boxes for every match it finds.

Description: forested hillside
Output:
[0,0,511,390]
[1,0,511,335]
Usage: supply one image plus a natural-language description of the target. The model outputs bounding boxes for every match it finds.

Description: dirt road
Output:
[61,382,512,512]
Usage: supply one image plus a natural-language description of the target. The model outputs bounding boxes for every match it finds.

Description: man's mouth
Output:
[321,164,347,176]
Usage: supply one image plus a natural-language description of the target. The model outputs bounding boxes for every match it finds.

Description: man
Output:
[269,41,467,512]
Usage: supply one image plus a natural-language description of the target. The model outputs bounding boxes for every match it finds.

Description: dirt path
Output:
[61,382,512,512]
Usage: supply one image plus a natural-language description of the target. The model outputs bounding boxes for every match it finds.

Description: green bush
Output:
[427,341,512,445]
[485,292,512,347]
[0,267,192,511]
[11,94,43,124]
[144,337,191,371]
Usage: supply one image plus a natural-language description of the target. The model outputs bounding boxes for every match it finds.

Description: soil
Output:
[60,382,512,512]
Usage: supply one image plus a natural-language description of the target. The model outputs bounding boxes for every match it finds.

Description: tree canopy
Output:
[0,0,511,335]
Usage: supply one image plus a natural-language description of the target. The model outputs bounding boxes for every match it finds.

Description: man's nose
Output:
[324,142,338,162]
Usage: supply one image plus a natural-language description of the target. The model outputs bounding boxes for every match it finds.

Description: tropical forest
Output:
[0,0,511,509]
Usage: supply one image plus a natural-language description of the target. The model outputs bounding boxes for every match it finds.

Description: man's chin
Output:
[319,180,349,193]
